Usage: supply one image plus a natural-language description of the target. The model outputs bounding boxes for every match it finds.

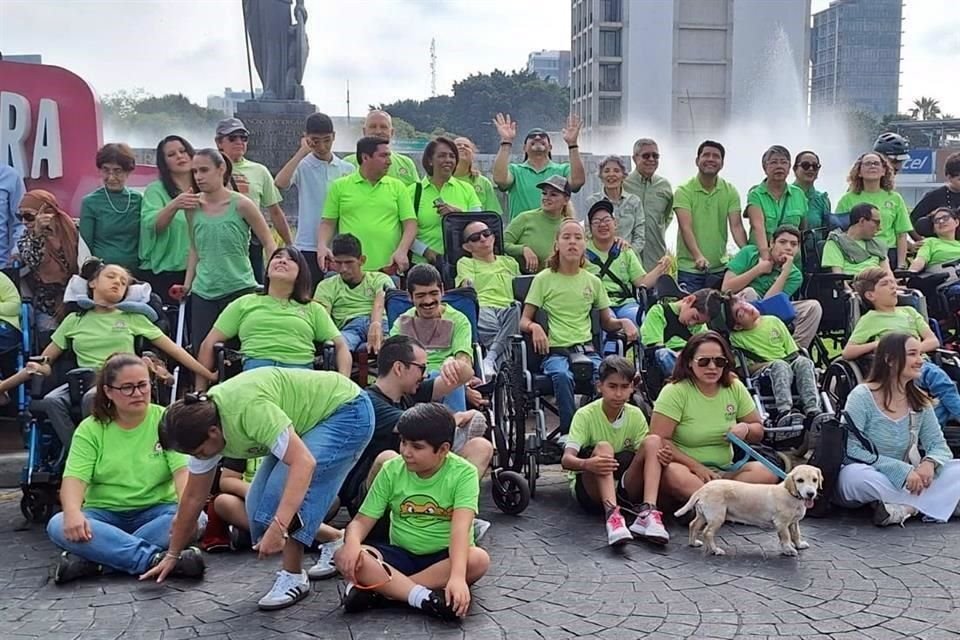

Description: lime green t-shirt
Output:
[525,269,610,348]
[64,404,186,510]
[214,294,339,365]
[821,238,884,276]
[389,304,473,371]
[836,190,912,251]
[503,208,567,270]
[726,244,802,298]
[585,241,646,307]
[566,399,649,486]
[359,452,478,556]
[504,161,571,220]
[51,310,163,369]
[673,175,741,273]
[917,237,960,267]
[411,176,481,260]
[232,157,282,209]
[139,181,190,274]
[207,368,362,460]
[640,302,705,350]
[849,306,926,344]
[313,271,395,328]
[322,173,417,271]
[745,181,808,245]
[455,255,520,309]
[344,152,420,186]
[460,173,502,215]
[653,379,755,469]
[0,271,21,330]
[730,315,798,363]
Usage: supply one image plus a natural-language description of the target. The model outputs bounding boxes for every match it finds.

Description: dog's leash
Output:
[726,433,788,481]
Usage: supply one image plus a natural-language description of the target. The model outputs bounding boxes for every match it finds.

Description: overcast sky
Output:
[1,0,958,117]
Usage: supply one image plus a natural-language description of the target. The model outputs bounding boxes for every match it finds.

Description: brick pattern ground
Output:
[1,470,959,640]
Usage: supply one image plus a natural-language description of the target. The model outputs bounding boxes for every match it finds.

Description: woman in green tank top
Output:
[185,149,277,352]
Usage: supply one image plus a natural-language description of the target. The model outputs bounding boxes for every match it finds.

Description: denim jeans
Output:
[339,316,388,352]
[919,361,960,425]
[654,348,678,378]
[542,351,602,434]
[47,503,177,575]
[242,359,313,371]
[603,302,641,354]
[677,270,723,292]
[246,392,374,547]
[426,370,467,412]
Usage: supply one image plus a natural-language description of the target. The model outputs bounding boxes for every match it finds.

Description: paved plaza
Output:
[1,469,959,640]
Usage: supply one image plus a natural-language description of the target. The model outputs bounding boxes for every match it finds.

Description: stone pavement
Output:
[1,471,959,640]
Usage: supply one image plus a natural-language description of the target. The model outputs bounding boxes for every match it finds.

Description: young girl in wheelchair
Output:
[908,207,960,296]
[520,219,639,435]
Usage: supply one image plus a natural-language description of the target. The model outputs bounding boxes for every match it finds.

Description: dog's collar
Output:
[786,484,804,501]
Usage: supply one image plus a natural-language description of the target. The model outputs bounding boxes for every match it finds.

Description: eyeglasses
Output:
[402,361,428,376]
[527,133,548,141]
[798,161,821,171]
[17,211,37,222]
[861,160,884,168]
[694,356,728,368]
[106,381,151,396]
[591,216,615,226]
[227,133,249,142]
[99,167,127,177]
[464,229,493,243]
[639,152,660,160]
[933,215,955,225]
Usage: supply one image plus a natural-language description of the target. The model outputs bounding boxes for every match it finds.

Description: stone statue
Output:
[242,0,309,101]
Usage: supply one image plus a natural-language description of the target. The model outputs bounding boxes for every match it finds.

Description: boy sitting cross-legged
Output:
[336,402,490,621]
[561,356,672,546]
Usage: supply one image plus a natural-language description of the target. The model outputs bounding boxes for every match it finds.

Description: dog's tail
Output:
[673,491,700,518]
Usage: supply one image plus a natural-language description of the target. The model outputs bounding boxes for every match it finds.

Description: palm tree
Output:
[909,96,942,121]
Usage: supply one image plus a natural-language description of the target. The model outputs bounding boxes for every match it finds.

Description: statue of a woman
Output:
[242,0,308,100]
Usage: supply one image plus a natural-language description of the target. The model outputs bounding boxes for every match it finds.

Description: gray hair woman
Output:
[585,155,645,256]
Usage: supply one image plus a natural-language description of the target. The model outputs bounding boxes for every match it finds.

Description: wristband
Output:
[567,144,579,149]
[273,516,290,539]
[165,551,182,561]
[500,141,513,146]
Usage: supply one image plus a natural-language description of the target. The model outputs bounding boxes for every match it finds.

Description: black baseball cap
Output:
[587,200,615,224]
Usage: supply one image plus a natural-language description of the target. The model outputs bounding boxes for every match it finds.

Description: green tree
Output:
[909,96,942,121]
[101,89,226,144]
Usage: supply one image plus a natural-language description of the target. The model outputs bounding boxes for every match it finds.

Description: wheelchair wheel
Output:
[525,451,538,499]
[822,359,860,411]
[20,488,55,523]
[491,469,530,515]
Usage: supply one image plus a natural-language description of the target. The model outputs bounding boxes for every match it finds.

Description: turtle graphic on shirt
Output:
[398,494,453,519]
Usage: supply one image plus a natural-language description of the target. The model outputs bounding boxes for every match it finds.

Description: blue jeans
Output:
[677,270,723,292]
[603,302,641,354]
[542,351,602,434]
[340,316,388,352]
[47,503,178,575]
[654,348,678,378]
[243,359,313,371]
[246,392,374,547]
[919,361,960,425]
[427,370,467,412]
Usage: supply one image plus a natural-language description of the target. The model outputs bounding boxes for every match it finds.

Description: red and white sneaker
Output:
[605,506,633,546]
[629,508,670,544]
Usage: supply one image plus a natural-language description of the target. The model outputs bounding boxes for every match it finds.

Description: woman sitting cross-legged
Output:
[46,353,206,584]
[651,331,779,502]
[838,332,960,526]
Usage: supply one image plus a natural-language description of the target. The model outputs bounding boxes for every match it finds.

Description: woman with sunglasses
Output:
[79,143,142,273]
[836,153,912,269]
[16,189,79,331]
[586,155,645,257]
[651,331,777,502]
[792,150,831,231]
[45,353,206,584]
[453,137,502,215]
[908,207,960,282]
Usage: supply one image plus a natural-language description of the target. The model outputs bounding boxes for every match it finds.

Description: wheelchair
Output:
[437,210,506,289]
[799,222,857,368]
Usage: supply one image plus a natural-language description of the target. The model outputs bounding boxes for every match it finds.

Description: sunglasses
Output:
[639,152,660,160]
[798,161,821,171]
[402,361,428,376]
[227,133,249,142]
[106,381,151,397]
[527,133,549,141]
[694,356,728,368]
[17,211,37,222]
[464,228,494,243]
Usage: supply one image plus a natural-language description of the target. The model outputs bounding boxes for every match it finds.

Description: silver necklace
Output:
[100,186,133,214]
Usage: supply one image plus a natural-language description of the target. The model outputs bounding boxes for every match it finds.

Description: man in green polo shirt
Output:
[674,140,747,291]
[491,112,586,221]
[321,137,417,273]
[623,138,674,272]
[343,110,420,186]
[744,145,809,260]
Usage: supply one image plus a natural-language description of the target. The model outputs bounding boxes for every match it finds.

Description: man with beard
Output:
[743,146,809,261]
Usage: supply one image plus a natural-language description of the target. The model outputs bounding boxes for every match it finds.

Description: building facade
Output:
[206,87,264,117]
[810,0,903,118]
[527,50,572,87]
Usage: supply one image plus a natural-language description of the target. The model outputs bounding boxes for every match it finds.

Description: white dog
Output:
[674,464,823,557]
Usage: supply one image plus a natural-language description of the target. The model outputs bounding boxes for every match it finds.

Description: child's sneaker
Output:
[629,507,670,545]
[605,506,632,546]
[307,538,343,580]
[257,569,310,610]
[342,582,386,613]
[420,589,461,621]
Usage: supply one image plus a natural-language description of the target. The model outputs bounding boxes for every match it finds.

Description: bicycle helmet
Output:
[873,132,910,161]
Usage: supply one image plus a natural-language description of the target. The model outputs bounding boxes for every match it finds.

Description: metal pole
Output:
[241,1,256,100]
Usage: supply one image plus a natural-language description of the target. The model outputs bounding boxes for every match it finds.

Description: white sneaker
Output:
[605,506,633,546]
[474,518,491,543]
[873,502,917,527]
[257,570,310,610]
[629,508,670,545]
[307,538,343,580]
[482,358,497,382]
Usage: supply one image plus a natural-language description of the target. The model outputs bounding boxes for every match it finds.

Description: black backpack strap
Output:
[661,300,693,343]
[587,247,634,302]
[841,410,880,465]
[413,183,423,212]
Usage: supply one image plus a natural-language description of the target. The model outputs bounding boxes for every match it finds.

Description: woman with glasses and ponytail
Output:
[650,331,777,502]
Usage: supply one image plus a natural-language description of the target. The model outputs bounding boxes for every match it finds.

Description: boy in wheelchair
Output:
[844,267,960,425]
[640,288,723,377]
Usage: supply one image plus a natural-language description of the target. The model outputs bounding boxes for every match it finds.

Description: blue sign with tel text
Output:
[901,149,934,175]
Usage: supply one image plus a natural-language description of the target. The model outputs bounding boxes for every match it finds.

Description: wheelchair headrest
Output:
[441,212,505,266]
[513,274,536,303]
[385,287,480,342]
[824,213,851,232]
[654,274,685,301]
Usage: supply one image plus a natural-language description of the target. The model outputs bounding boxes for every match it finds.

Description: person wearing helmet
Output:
[873,132,910,175]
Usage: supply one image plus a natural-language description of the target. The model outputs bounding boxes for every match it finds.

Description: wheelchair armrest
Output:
[941,258,960,269]
[905,271,949,288]
[893,269,919,280]
[30,373,45,399]
[66,367,96,405]
[808,272,852,284]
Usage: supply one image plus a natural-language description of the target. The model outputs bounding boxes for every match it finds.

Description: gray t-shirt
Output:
[292,154,354,251]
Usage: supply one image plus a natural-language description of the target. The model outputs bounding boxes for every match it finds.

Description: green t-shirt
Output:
[410,176,481,259]
[525,269,610,348]
[849,306,926,344]
[207,368,362,460]
[232,157,282,208]
[836,190,912,251]
[0,271,20,330]
[51,310,163,369]
[344,152,420,186]
[389,304,473,371]
[322,173,417,271]
[745,181,808,245]
[358,452,478,555]
[313,271,395,328]
[504,161,571,220]
[139,181,189,273]
[460,173,502,215]
[730,315,798,363]
[726,244,802,298]
[79,187,143,271]
[640,302,705,350]
[917,237,960,267]
[503,208,566,270]
[455,255,520,309]
[64,404,186,510]
[673,175,741,273]
[566,399,649,486]
[821,238,884,276]
[796,183,831,230]
[585,241,646,307]
[653,379,755,469]
[214,294,339,365]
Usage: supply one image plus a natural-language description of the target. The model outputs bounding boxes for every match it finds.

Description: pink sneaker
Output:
[629,508,670,544]
[606,506,633,546]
